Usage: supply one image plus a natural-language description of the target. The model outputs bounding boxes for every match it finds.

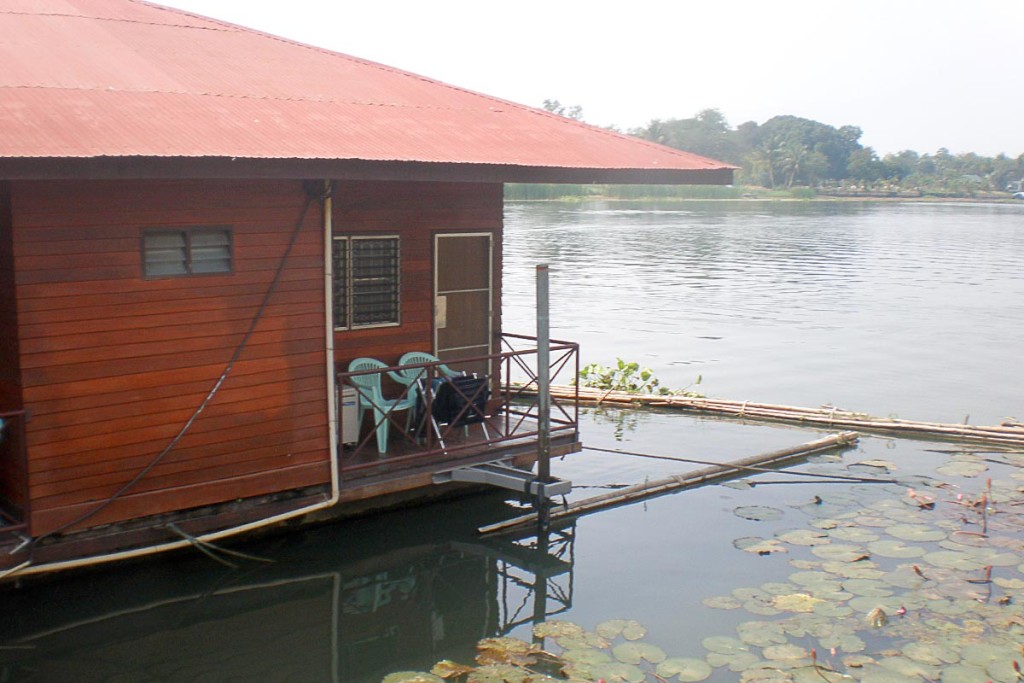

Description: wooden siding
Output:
[0,181,27,513]
[11,180,331,535]
[332,181,504,368]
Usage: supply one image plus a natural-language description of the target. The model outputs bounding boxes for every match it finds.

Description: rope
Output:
[32,183,326,547]
[583,445,902,485]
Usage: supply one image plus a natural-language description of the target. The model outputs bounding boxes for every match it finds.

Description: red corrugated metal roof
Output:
[0,0,734,182]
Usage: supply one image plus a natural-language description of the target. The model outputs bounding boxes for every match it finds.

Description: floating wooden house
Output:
[0,0,732,579]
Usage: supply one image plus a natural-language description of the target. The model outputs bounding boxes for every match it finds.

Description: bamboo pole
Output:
[525,384,1024,446]
[479,431,859,537]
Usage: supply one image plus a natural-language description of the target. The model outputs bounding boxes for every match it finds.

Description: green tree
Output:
[542,99,584,121]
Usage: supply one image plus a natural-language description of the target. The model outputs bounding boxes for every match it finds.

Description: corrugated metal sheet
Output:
[0,0,733,178]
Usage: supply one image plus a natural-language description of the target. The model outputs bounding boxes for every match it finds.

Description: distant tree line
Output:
[541,102,1024,197]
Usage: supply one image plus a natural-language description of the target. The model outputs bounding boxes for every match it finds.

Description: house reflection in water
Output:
[0,497,575,681]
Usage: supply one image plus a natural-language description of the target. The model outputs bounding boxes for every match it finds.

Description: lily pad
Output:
[867,539,926,558]
[735,505,785,521]
[656,657,713,682]
[828,526,880,543]
[735,537,788,555]
[702,595,742,610]
[532,620,584,639]
[613,641,667,665]
[431,661,475,678]
[706,651,759,671]
[771,593,824,612]
[936,460,988,478]
[466,666,532,683]
[701,635,749,655]
[811,543,869,562]
[842,578,893,597]
[595,619,646,641]
[736,620,788,647]
[762,644,808,661]
[383,674,445,683]
[776,529,830,546]
[885,523,947,542]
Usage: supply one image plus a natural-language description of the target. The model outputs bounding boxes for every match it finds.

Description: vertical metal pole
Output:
[536,265,551,527]
[536,264,551,486]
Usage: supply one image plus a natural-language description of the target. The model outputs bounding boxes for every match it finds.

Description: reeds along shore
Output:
[529,384,1024,447]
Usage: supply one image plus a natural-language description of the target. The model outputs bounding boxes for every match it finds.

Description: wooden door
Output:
[434,233,493,375]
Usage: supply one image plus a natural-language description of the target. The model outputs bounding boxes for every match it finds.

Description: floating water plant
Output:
[385,447,1024,682]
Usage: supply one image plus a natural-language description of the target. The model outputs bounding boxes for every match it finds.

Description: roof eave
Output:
[0,157,735,185]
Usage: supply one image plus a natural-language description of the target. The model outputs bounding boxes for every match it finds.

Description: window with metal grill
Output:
[143,227,232,278]
[332,236,400,329]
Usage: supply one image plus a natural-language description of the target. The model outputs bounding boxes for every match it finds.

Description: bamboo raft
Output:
[480,432,860,536]
[528,385,1024,447]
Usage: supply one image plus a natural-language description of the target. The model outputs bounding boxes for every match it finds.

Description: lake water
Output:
[504,200,1024,425]
[3,201,1024,682]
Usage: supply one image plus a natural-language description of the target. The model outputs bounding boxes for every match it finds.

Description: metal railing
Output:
[337,334,579,478]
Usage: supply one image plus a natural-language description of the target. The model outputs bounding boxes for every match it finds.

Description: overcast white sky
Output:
[158,0,1022,158]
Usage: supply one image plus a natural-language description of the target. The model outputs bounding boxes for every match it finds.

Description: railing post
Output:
[536,265,551,523]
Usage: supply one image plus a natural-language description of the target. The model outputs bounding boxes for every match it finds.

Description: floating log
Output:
[521,384,1024,447]
[479,431,859,537]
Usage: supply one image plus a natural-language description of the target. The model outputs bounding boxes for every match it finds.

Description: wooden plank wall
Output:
[332,181,504,368]
[11,179,331,535]
[0,181,28,512]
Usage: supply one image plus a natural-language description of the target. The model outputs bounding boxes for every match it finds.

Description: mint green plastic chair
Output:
[347,358,418,453]
[397,351,461,384]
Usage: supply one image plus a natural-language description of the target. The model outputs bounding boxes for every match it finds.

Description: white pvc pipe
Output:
[2,181,343,581]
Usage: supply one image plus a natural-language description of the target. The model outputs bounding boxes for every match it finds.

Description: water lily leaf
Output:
[595,619,646,641]
[735,505,785,521]
[818,632,866,653]
[431,661,475,678]
[829,526,880,543]
[532,620,584,640]
[902,641,958,666]
[593,662,649,683]
[656,657,713,682]
[383,674,445,683]
[922,550,983,571]
[960,642,1014,667]
[936,460,988,478]
[475,637,537,666]
[771,593,824,612]
[842,578,893,597]
[811,543,868,562]
[876,655,941,679]
[760,581,799,595]
[707,651,759,671]
[885,523,947,542]
[736,620,787,647]
[994,577,1024,590]
[776,529,830,546]
[724,479,754,490]
[735,537,788,555]
[555,631,610,651]
[561,648,613,666]
[466,665,531,683]
[812,602,855,618]
[762,644,808,661]
[936,663,988,683]
[809,518,845,530]
[867,539,926,559]
[702,595,742,610]
[701,635,749,655]
[744,600,782,616]
[612,641,666,665]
